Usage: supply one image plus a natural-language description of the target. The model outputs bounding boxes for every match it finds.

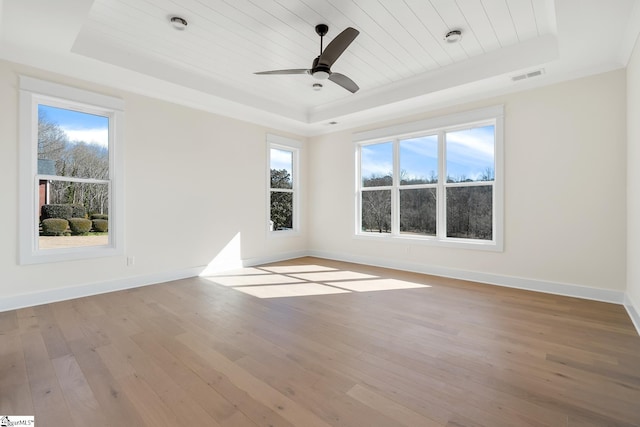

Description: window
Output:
[267,134,300,234]
[356,106,503,250]
[19,76,124,264]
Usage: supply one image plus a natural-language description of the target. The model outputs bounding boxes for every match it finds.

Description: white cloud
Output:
[446,129,494,159]
[270,148,292,171]
[361,146,393,178]
[63,127,109,147]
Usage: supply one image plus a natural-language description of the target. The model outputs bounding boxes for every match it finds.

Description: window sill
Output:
[19,245,124,265]
[268,230,301,239]
[353,233,503,252]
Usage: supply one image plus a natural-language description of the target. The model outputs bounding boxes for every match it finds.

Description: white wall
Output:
[0,60,308,307]
[309,70,627,296]
[627,34,640,322]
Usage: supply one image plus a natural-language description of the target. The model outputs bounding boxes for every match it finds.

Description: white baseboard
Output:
[624,294,640,336]
[307,250,626,304]
[0,266,205,313]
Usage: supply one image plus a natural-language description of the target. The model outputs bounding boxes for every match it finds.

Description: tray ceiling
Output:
[1,0,639,135]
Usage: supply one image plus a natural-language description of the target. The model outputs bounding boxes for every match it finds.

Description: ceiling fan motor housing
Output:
[312,56,331,79]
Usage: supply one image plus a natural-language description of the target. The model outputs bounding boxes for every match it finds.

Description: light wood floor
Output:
[1,257,639,426]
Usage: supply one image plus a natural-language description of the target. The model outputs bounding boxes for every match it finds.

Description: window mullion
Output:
[437,131,446,239]
[392,139,400,235]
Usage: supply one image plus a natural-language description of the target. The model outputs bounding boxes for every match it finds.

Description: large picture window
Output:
[19,77,124,264]
[267,134,300,235]
[356,106,503,250]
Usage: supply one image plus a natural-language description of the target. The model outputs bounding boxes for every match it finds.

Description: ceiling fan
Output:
[255,24,360,93]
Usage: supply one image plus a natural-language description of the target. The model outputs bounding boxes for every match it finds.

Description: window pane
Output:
[38,105,109,180]
[446,125,494,183]
[361,142,393,187]
[270,148,293,189]
[400,135,438,184]
[39,181,109,249]
[361,190,391,233]
[400,188,436,236]
[446,186,492,240]
[270,191,293,230]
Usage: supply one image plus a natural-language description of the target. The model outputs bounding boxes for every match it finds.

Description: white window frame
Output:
[18,76,125,264]
[354,105,504,251]
[267,134,301,236]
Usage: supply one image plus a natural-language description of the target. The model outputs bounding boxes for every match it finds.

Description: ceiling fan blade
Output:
[329,73,359,93]
[318,27,359,67]
[254,69,309,75]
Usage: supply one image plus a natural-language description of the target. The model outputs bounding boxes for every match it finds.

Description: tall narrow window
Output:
[360,141,392,233]
[355,106,503,251]
[267,134,300,234]
[19,77,124,264]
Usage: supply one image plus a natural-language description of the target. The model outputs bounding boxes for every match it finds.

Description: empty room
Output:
[1,0,640,426]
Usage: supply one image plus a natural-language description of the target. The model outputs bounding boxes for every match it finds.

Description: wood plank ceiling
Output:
[77,0,555,109]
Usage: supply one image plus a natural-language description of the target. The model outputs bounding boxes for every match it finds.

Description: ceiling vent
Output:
[511,68,545,82]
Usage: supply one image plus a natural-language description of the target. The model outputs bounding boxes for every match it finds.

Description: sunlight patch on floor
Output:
[234,283,351,298]
[210,267,272,276]
[287,271,378,282]
[203,274,303,287]
[260,265,338,274]
[331,279,430,292]
[202,264,433,298]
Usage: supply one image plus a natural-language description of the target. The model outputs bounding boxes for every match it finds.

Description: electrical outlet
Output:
[127,256,135,266]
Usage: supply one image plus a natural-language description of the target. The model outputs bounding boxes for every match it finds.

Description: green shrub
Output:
[41,218,69,236]
[71,204,86,219]
[41,204,72,220]
[68,218,92,235]
[91,213,108,220]
[92,219,108,232]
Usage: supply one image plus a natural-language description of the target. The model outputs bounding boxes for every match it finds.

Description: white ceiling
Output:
[1,0,639,136]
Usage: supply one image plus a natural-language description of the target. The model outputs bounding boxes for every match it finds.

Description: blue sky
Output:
[270,148,293,175]
[39,104,109,147]
[361,125,495,182]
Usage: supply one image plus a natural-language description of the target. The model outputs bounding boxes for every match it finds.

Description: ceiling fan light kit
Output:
[444,29,463,43]
[255,24,360,93]
[170,16,188,31]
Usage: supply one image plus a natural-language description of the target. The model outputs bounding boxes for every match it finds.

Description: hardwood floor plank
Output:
[347,383,443,427]
[16,307,38,333]
[66,337,147,426]
[118,373,179,426]
[235,352,407,427]
[155,332,298,427]
[177,331,335,427]
[33,305,71,360]
[51,354,108,426]
[0,310,18,335]
[0,333,34,415]
[108,332,223,426]
[21,330,73,426]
